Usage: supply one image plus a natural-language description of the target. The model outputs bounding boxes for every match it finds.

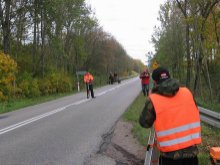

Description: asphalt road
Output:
[0,77,141,165]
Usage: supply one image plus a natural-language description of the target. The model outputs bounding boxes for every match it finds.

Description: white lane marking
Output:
[0,107,65,135]
[0,78,138,135]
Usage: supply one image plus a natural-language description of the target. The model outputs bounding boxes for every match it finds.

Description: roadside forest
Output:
[0,0,145,102]
[150,0,220,108]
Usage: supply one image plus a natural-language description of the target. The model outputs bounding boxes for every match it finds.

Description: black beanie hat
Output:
[152,67,170,84]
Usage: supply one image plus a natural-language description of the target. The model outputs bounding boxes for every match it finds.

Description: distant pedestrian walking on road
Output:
[84,71,95,99]
[109,72,114,84]
[139,67,201,165]
[139,69,150,96]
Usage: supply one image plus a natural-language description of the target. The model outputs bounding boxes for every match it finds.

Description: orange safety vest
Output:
[84,73,94,84]
[149,87,201,152]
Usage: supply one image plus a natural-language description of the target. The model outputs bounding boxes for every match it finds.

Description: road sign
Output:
[151,61,159,70]
[76,71,87,75]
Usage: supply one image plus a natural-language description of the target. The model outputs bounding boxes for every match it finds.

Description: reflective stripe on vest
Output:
[159,132,201,147]
[157,122,200,137]
[149,87,201,152]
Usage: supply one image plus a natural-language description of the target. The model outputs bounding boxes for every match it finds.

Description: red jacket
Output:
[140,71,150,84]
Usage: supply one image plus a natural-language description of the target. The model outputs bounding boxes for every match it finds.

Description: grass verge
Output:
[196,97,220,113]
[123,93,220,165]
[0,91,77,114]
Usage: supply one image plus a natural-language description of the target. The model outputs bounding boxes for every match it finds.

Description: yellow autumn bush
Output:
[0,52,17,101]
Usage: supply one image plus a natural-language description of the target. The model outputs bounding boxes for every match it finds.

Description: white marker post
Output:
[76,71,87,92]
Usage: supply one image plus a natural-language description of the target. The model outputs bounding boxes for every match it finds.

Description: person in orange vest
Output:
[139,68,150,96]
[84,71,95,99]
[139,67,201,165]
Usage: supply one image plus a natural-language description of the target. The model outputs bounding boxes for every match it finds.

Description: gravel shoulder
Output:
[85,119,146,165]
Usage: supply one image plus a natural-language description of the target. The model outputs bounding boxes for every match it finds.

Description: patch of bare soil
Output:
[86,119,146,165]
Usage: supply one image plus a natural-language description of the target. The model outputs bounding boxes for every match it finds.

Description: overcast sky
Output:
[86,0,166,64]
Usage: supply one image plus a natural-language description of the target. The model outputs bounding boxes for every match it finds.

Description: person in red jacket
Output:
[140,69,150,96]
[139,67,201,165]
[84,71,95,99]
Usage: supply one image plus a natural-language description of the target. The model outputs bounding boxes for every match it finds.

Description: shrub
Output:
[43,71,74,94]
[18,79,30,97]
[30,79,41,97]
[0,52,17,101]
[38,78,52,95]
[17,72,41,98]
[58,76,73,93]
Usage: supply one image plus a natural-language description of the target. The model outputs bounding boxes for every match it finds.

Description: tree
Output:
[191,0,219,100]
[0,52,17,101]
[152,1,185,81]
[176,0,193,87]
[0,0,12,54]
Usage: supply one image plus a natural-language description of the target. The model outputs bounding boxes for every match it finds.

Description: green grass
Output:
[123,93,220,165]
[198,123,220,165]
[123,93,150,146]
[0,91,77,114]
[196,97,220,113]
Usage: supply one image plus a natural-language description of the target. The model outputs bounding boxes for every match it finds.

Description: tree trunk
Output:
[176,0,191,88]
[40,4,45,77]
[32,0,38,76]
[186,24,191,88]
[0,0,11,54]
[204,58,213,102]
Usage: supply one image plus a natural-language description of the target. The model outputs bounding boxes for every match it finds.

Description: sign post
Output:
[76,71,87,92]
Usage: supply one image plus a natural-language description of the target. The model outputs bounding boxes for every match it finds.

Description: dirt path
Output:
[85,119,146,165]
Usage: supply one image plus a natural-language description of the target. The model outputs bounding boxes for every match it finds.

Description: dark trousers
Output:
[86,84,94,98]
[142,84,149,96]
[159,156,198,165]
